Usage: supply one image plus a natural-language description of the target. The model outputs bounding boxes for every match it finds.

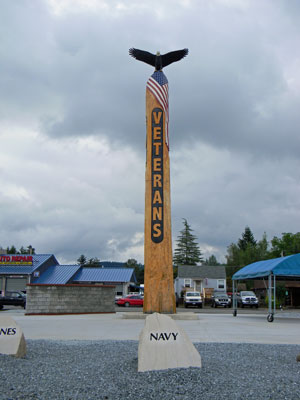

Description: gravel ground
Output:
[1,340,300,400]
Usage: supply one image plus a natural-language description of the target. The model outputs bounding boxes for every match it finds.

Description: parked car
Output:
[211,292,231,308]
[0,291,26,310]
[183,291,202,308]
[115,295,123,303]
[116,295,144,307]
[237,291,259,308]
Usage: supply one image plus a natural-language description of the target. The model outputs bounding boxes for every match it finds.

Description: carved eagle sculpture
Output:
[129,48,188,70]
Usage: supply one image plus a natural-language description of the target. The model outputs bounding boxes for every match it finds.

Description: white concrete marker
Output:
[138,312,201,372]
[0,315,26,358]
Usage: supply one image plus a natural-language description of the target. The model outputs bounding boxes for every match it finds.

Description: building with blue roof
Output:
[0,251,137,297]
[72,267,136,296]
[33,265,81,285]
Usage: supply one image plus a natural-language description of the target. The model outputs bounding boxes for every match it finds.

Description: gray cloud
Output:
[2,0,299,158]
[1,0,300,263]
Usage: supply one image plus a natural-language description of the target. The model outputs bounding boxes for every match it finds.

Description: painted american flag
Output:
[146,71,169,150]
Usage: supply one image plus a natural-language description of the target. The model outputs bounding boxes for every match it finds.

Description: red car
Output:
[116,295,144,307]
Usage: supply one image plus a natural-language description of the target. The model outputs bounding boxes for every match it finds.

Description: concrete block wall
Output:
[25,284,115,315]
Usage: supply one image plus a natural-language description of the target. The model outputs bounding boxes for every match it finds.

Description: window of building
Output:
[184,279,191,288]
[218,279,225,289]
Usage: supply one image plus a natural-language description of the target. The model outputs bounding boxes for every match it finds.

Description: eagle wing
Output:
[161,48,189,68]
[129,48,156,67]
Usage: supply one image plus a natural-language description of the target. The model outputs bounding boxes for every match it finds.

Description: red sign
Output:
[0,255,33,265]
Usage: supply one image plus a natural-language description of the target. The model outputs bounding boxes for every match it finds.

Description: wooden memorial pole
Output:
[129,48,188,314]
[143,71,175,313]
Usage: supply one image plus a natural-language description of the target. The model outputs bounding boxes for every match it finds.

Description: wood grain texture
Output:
[143,89,176,314]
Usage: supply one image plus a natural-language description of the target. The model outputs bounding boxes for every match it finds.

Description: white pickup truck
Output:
[183,291,203,308]
[237,291,259,308]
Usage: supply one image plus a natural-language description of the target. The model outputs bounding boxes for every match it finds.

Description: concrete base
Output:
[121,312,199,320]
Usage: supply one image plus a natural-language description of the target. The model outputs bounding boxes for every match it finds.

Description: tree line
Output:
[1,245,35,254]
[173,219,300,268]
[3,223,300,284]
[226,226,300,267]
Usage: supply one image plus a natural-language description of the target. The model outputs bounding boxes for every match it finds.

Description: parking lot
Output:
[2,303,300,316]
[1,305,300,344]
[115,304,273,314]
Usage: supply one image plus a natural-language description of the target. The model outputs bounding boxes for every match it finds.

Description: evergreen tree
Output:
[5,245,35,254]
[87,257,101,267]
[203,254,220,266]
[226,227,268,267]
[77,254,87,266]
[238,226,257,251]
[173,219,203,265]
[6,245,17,254]
[124,258,138,268]
[257,232,269,260]
[19,246,27,254]
[226,242,241,266]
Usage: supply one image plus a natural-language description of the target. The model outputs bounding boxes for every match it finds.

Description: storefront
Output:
[0,253,59,294]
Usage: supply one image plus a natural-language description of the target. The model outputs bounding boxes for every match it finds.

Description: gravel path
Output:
[1,340,300,400]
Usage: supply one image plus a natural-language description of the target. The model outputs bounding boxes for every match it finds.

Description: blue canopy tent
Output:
[232,254,300,322]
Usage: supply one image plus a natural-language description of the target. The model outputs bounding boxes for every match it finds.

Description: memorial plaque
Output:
[0,315,26,358]
[138,313,201,372]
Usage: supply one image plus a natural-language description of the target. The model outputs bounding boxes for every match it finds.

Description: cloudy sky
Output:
[1,0,300,264]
